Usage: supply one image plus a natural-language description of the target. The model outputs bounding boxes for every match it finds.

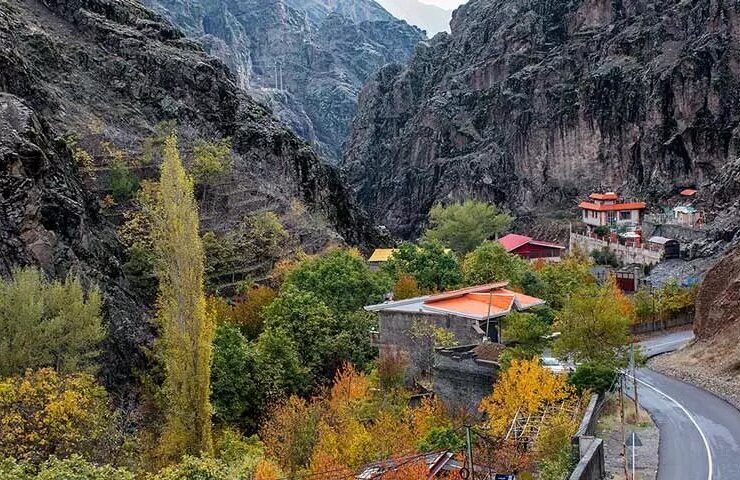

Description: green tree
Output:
[553,283,630,365]
[538,255,594,309]
[0,268,105,377]
[424,200,513,254]
[462,241,529,286]
[500,312,551,367]
[283,249,389,315]
[151,134,214,461]
[416,427,464,453]
[382,241,462,292]
[254,329,309,399]
[189,138,233,207]
[211,326,265,431]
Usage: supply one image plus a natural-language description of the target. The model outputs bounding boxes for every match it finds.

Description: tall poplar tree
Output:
[152,134,214,461]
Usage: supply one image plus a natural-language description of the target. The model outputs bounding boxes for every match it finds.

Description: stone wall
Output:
[432,346,498,414]
[570,395,606,480]
[377,311,483,379]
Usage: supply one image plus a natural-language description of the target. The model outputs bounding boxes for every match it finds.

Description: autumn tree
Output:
[499,311,552,367]
[189,138,232,206]
[425,200,513,254]
[479,359,575,436]
[150,134,214,461]
[0,369,112,465]
[383,241,462,292]
[392,274,422,300]
[553,282,631,366]
[462,241,529,286]
[260,396,323,475]
[0,268,105,377]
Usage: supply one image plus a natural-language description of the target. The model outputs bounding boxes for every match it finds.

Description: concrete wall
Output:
[643,220,708,244]
[432,348,498,414]
[570,395,606,480]
[377,311,483,379]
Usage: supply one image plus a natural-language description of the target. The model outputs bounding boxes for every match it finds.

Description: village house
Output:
[498,233,565,261]
[579,192,647,246]
[365,283,545,380]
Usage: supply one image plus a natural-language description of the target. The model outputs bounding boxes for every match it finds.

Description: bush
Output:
[0,455,135,480]
[109,158,140,202]
[569,362,618,395]
[392,274,422,300]
[0,369,113,465]
[591,247,619,267]
[417,427,464,452]
[0,268,105,377]
[150,456,231,480]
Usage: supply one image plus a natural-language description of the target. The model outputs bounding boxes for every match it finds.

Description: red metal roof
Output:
[579,201,646,212]
[680,188,697,197]
[498,234,565,252]
[589,192,619,201]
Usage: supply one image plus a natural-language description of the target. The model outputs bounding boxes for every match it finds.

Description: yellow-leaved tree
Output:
[151,134,214,462]
[478,358,575,436]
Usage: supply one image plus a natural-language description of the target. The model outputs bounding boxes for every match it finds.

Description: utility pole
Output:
[620,375,629,479]
[465,425,474,480]
[632,344,640,422]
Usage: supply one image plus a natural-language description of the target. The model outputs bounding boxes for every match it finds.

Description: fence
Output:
[569,394,606,480]
[630,309,694,334]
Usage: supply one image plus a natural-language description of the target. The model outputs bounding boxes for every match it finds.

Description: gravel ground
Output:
[649,341,740,411]
[596,397,659,480]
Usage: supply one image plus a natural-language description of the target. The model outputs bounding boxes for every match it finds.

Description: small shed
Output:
[648,236,680,259]
[367,248,397,270]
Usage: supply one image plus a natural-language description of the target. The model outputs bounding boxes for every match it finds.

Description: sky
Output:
[418,0,467,9]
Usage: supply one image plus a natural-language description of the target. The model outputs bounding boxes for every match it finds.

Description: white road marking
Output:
[626,372,713,480]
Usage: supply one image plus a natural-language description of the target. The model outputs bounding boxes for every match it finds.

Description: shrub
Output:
[569,362,618,395]
[109,158,140,202]
[416,427,464,452]
[392,274,422,300]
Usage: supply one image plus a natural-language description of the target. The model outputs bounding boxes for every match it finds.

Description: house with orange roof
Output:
[365,283,545,380]
[579,192,646,229]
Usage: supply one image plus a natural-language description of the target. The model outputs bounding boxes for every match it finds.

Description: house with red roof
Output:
[365,283,545,380]
[498,233,565,261]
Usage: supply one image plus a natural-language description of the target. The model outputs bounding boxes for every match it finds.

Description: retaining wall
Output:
[630,310,694,334]
[570,394,606,480]
[570,233,662,266]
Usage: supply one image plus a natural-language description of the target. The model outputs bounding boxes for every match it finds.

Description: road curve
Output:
[627,332,740,480]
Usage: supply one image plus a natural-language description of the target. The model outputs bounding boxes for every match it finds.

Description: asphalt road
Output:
[623,331,740,480]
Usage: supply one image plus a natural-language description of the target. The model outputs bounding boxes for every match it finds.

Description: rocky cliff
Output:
[0,0,385,389]
[344,0,740,239]
[141,0,424,162]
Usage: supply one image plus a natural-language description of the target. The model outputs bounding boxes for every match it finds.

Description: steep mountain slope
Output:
[375,0,452,34]
[344,0,740,238]
[141,0,424,162]
[0,0,385,388]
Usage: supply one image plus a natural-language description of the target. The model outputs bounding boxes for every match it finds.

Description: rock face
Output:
[344,0,740,239]
[695,246,740,339]
[0,93,152,390]
[141,0,424,162]
[0,0,385,388]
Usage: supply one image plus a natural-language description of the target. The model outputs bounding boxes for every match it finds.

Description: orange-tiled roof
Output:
[680,188,697,197]
[589,192,619,201]
[579,201,646,212]
[365,283,545,319]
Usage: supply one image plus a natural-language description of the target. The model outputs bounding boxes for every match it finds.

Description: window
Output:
[619,211,631,221]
